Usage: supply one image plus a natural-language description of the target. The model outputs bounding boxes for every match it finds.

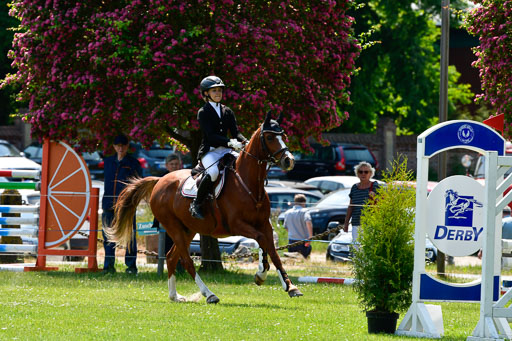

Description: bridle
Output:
[242,123,289,166]
[259,129,290,165]
[230,124,290,210]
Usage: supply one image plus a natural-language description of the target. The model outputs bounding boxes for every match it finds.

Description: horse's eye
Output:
[266,135,274,141]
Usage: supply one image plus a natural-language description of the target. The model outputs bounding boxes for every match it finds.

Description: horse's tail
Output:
[105,177,159,249]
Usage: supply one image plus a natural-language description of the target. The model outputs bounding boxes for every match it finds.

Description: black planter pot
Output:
[366,311,399,334]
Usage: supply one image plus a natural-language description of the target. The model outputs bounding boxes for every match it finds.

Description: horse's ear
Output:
[277,112,283,124]
[265,110,272,124]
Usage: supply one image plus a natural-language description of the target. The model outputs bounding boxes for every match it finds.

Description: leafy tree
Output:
[337,0,474,135]
[465,0,512,139]
[3,0,359,152]
[3,0,360,271]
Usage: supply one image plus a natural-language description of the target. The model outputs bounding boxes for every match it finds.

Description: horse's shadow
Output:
[128,296,293,310]
[43,267,284,286]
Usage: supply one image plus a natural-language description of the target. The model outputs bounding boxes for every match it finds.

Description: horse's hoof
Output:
[206,295,220,304]
[170,295,187,302]
[254,274,265,286]
[288,288,303,297]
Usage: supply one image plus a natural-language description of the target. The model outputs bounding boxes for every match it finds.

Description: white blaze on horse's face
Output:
[276,135,295,171]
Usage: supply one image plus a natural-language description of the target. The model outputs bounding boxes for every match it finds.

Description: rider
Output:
[189,75,248,219]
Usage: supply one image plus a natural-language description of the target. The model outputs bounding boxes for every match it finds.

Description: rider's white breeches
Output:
[201,147,238,181]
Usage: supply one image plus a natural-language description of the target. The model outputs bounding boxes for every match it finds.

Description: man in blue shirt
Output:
[283,194,313,258]
[102,134,142,274]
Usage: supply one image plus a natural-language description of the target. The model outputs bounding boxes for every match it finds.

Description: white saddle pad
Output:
[181,171,226,198]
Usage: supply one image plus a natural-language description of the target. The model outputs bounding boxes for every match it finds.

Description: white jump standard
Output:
[396,120,509,340]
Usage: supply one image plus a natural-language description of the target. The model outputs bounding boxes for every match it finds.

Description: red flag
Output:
[483,113,504,134]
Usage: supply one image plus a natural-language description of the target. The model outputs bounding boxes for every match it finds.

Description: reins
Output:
[230,128,289,210]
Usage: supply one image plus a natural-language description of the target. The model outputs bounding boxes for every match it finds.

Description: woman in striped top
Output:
[343,161,379,243]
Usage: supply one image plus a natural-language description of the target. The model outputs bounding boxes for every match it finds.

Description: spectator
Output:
[165,153,181,172]
[343,161,380,244]
[102,134,142,274]
[283,194,313,258]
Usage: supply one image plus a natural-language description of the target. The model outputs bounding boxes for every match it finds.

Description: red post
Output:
[26,138,58,271]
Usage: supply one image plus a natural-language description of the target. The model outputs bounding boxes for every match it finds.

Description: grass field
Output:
[0,259,486,341]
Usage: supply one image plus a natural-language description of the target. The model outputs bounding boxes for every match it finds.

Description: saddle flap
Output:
[181,172,226,198]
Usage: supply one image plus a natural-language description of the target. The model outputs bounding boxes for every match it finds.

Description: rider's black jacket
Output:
[196,102,247,160]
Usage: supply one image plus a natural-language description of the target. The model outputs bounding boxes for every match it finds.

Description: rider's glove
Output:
[228,139,243,151]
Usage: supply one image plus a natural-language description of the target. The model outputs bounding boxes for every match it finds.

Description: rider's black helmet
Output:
[200,76,225,94]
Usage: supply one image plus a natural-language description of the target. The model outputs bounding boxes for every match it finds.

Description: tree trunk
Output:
[199,235,223,272]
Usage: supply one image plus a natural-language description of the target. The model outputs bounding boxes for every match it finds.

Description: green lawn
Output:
[0,263,483,340]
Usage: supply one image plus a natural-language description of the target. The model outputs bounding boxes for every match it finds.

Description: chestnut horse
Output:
[108,112,302,303]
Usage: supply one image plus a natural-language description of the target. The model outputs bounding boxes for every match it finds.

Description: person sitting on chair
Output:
[189,75,248,219]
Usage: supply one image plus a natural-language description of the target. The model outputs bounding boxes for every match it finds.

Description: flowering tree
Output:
[466,0,512,138]
[3,0,359,152]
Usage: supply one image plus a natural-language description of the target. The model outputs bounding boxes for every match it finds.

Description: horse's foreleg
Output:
[275,268,303,297]
[255,248,270,285]
[265,241,303,297]
[251,226,303,298]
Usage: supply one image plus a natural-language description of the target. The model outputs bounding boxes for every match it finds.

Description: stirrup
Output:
[189,202,205,220]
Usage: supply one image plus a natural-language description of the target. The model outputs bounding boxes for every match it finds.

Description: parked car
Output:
[325,221,438,263]
[23,143,103,179]
[305,175,385,194]
[267,166,288,180]
[285,143,379,181]
[266,180,323,197]
[1,140,41,174]
[278,188,351,239]
[265,186,323,214]
[189,234,259,255]
[129,141,175,176]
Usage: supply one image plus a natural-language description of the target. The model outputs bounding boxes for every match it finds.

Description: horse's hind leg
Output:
[255,248,270,285]
[162,220,194,303]
[166,244,186,302]
[171,229,219,304]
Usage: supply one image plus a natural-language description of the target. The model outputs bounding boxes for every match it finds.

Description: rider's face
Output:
[207,87,223,103]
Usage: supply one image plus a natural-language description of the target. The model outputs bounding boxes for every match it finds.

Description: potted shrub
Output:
[351,157,416,334]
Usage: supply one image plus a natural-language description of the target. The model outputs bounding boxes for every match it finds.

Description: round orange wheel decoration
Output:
[43,141,91,248]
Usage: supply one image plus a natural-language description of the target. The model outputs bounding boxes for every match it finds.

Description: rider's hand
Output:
[228,139,243,151]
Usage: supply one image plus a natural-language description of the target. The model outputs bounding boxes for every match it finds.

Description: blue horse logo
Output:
[444,189,482,227]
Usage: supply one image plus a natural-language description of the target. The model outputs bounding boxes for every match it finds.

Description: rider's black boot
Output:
[189,174,214,219]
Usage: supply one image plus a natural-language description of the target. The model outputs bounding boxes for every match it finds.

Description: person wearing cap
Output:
[101,134,143,274]
[189,75,248,219]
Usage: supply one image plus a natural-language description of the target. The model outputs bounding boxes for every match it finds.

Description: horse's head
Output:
[260,111,295,171]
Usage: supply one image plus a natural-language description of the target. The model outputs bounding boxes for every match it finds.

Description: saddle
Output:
[181,153,236,198]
